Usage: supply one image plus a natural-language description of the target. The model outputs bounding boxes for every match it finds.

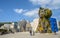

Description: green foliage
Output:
[0,29,7,32]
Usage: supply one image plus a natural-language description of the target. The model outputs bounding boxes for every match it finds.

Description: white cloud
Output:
[14,8,39,17]
[14,9,27,13]
[23,8,39,17]
[30,0,51,5]
[29,0,60,9]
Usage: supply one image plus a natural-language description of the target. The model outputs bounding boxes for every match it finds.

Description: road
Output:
[0,32,60,38]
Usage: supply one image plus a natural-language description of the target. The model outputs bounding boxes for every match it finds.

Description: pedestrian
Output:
[30,30,32,36]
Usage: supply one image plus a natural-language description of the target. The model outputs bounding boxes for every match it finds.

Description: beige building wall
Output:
[30,18,39,32]
[26,21,32,31]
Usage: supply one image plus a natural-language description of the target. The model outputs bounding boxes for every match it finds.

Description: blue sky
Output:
[0,0,60,22]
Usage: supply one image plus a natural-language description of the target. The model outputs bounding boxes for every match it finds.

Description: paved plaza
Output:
[0,31,60,38]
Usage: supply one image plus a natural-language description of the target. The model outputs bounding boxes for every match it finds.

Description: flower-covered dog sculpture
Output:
[36,7,52,33]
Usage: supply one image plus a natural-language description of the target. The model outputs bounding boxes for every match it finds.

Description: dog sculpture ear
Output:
[38,7,43,17]
[38,7,45,18]
[38,8,40,17]
[40,7,43,9]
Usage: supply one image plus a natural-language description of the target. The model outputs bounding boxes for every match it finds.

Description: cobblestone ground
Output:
[0,32,60,38]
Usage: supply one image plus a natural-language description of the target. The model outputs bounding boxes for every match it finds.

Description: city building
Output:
[26,21,32,31]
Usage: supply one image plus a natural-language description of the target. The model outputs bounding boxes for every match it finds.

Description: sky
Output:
[0,0,60,22]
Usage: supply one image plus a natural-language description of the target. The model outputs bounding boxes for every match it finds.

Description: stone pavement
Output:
[0,32,60,38]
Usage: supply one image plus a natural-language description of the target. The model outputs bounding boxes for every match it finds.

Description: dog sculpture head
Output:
[38,7,52,19]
